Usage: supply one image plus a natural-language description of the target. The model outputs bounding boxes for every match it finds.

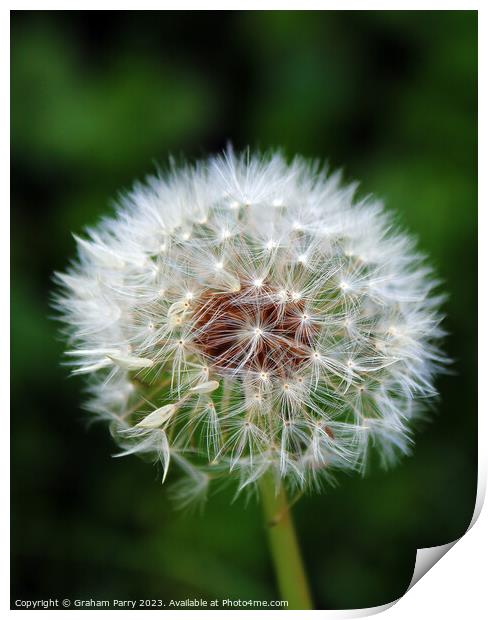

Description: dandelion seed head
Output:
[54,149,447,501]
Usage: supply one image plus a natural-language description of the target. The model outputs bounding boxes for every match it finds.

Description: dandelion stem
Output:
[259,472,313,610]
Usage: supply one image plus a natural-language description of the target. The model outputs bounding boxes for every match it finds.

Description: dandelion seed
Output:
[106,354,154,370]
[188,380,220,394]
[135,404,177,429]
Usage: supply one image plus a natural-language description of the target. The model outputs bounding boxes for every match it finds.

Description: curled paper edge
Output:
[406,473,485,593]
[318,475,485,618]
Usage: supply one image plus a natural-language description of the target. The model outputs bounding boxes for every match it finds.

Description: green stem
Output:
[259,473,313,610]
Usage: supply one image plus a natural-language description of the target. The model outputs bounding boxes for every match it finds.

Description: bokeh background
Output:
[11,10,477,610]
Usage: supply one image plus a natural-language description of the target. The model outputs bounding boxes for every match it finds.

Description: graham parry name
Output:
[74,600,139,608]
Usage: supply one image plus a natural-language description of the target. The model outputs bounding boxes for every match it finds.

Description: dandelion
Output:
[54,149,446,609]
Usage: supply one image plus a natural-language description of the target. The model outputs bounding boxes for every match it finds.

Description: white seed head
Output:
[54,149,447,501]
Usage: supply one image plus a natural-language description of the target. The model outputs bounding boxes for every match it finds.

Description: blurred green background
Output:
[11,10,477,610]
